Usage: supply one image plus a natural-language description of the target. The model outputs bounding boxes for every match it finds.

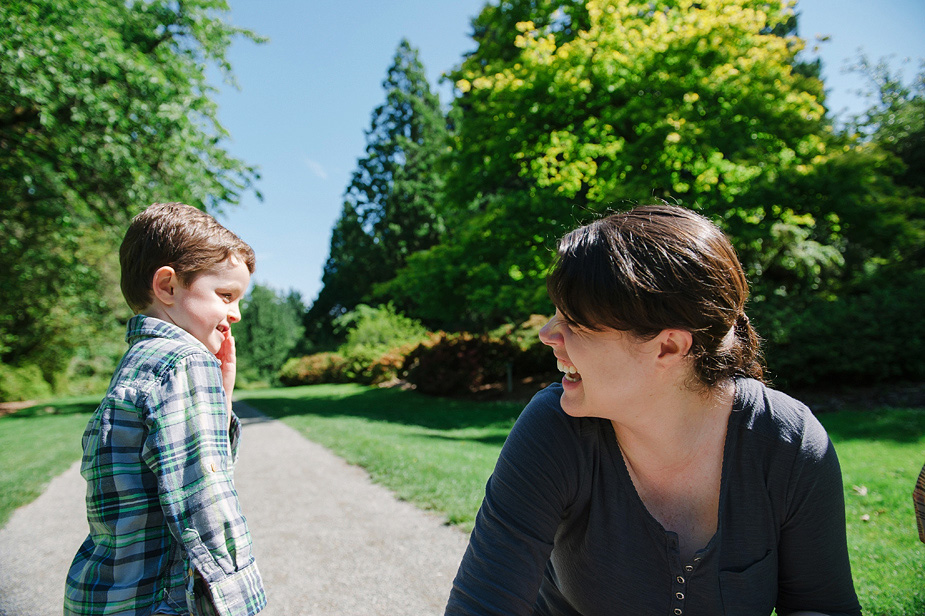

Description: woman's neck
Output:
[612,380,735,476]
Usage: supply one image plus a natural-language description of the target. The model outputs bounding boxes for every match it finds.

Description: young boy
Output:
[65,203,267,616]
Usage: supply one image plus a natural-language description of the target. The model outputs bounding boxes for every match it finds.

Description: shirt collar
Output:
[126,314,211,354]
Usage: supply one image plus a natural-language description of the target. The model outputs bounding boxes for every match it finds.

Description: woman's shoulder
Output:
[502,383,606,453]
[520,383,600,438]
[733,378,830,455]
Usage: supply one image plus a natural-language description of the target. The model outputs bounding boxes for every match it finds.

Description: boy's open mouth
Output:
[557,359,582,383]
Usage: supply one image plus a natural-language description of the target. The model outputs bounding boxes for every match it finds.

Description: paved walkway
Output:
[0,402,470,615]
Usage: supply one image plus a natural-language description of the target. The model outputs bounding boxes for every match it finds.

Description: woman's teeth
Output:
[557,359,581,382]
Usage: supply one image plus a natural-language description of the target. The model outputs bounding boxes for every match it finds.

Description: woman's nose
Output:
[538,315,562,347]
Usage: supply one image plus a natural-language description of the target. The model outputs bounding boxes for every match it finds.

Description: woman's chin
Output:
[561,373,583,391]
[558,379,588,416]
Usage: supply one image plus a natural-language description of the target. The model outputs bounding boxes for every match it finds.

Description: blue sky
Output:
[214,0,925,305]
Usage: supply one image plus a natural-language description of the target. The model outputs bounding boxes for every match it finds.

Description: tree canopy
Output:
[235,284,305,384]
[384,0,923,329]
[0,0,262,380]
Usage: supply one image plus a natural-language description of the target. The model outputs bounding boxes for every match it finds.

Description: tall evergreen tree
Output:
[306,39,448,343]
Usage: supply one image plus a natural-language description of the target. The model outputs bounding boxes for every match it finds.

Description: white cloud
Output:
[303,158,328,180]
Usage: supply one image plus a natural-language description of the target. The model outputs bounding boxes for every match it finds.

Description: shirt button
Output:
[676,592,685,600]
[684,565,694,572]
[677,576,685,584]
[674,610,683,615]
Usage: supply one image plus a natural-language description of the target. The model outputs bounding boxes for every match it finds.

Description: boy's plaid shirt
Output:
[65,315,266,616]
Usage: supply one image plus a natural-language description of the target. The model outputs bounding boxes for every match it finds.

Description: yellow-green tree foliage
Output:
[384,0,922,329]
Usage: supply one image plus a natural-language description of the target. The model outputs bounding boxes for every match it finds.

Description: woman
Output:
[445,205,860,615]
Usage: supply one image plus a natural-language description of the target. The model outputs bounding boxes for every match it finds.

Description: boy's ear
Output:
[151,266,178,306]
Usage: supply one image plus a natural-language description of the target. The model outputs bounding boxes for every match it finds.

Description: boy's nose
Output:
[228,304,241,323]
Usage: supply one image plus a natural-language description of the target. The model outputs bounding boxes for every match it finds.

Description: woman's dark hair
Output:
[547,204,764,388]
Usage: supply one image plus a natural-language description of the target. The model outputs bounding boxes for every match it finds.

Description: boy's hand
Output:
[216,328,236,413]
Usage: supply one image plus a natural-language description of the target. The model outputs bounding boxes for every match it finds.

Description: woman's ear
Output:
[151,266,178,306]
[655,329,693,365]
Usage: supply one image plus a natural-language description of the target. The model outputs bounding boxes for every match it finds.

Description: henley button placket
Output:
[671,565,689,615]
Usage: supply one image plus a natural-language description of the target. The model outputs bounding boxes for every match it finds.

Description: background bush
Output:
[332,304,431,383]
[761,269,925,388]
[278,304,432,387]
[0,363,53,402]
[490,314,558,383]
[278,353,348,386]
[402,333,520,396]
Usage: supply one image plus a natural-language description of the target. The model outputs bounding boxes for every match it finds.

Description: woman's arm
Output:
[775,415,861,616]
[446,389,582,616]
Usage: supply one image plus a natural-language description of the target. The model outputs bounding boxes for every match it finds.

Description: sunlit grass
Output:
[818,408,925,616]
[0,396,98,527]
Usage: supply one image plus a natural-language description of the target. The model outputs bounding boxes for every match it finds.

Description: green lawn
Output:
[2,384,923,614]
[0,396,99,528]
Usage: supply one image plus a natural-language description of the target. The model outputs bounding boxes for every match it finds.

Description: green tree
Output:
[0,0,262,384]
[751,55,925,388]
[849,56,925,196]
[386,0,921,329]
[235,285,305,384]
[306,39,448,343]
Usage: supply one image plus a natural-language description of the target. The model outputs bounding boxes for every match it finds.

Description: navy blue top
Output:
[446,378,860,616]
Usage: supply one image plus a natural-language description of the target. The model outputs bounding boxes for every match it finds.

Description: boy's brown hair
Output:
[120,202,256,313]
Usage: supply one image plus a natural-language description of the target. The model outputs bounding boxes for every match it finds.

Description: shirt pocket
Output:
[719,550,777,616]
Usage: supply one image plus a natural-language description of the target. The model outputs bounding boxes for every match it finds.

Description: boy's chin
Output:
[196,333,223,355]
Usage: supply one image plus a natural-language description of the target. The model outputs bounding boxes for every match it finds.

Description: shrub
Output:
[358,335,442,385]
[332,304,432,384]
[278,353,348,386]
[0,362,53,402]
[760,269,925,388]
[403,333,519,396]
[335,304,429,353]
[489,314,558,382]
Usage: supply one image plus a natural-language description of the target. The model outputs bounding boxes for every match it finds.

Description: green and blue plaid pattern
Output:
[65,315,266,616]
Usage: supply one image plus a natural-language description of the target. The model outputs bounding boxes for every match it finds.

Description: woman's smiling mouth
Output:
[557,359,582,383]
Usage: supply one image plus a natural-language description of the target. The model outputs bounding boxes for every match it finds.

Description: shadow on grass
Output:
[240,383,925,445]
[818,407,925,444]
[239,384,526,432]
[415,432,511,446]
[0,399,98,420]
